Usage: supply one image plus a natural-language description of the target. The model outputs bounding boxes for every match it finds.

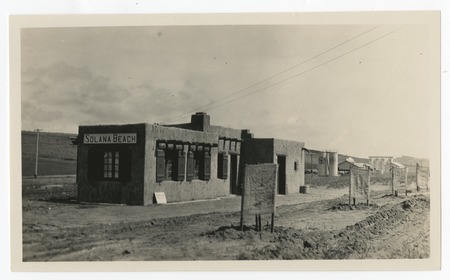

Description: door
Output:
[277,155,286,195]
[230,154,238,194]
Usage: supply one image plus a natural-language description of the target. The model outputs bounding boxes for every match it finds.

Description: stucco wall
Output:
[164,122,244,140]
[143,124,230,205]
[77,124,146,205]
[241,138,305,195]
[273,139,305,194]
[207,125,243,139]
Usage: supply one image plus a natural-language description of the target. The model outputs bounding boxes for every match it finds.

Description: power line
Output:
[161,25,381,123]
[190,27,401,115]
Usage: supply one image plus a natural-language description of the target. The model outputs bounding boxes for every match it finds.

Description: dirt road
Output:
[22,184,430,261]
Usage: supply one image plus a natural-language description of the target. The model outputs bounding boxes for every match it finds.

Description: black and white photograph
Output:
[8,10,442,272]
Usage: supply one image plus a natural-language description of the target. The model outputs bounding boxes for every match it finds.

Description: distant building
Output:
[369,156,393,175]
[338,159,371,172]
[389,161,406,169]
[303,150,339,177]
[76,113,306,205]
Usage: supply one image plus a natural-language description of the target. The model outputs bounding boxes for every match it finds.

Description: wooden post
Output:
[391,167,395,195]
[367,169,371,206]
[348,191,352,206]
[416,163,420,192]
[349,167,352,206]
[258,215,262,231]
[405,168,408,192]
[271,213,275,233]
[240,187,245,231]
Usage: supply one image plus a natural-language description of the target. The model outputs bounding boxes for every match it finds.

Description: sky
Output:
[20,22,439,159]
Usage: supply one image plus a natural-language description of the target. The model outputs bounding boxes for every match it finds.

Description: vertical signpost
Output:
[416,163,430,192]
[240,164,277,233]
[350,166,371,206]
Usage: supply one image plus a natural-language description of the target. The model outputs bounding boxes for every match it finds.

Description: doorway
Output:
[230,154,238,195]
[277,155,286,195]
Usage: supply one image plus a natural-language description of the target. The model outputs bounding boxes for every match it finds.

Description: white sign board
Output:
[350,167,370,199]
[84,133,137,144]
[242,164,277,215]
[154,192,167,204]
[417,169,429,188]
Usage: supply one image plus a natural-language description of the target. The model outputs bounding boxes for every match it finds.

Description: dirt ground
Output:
[22,183,430,261]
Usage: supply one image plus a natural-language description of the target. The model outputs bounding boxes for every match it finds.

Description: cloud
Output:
[21,61,210,132]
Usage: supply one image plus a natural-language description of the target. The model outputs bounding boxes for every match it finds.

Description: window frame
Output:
[156,142,211,182]
[193,150,204,180]
[186,145,211,181]
[217,152,228,180]
[88,147,131,182]
[103,150,120,179]
[164,148,179,181]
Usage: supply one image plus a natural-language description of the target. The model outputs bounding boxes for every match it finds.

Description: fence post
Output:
[416,163,420,192]
[271,213,275,233]
[405,168,408,191]
[349,167,352,206]
[391,167,395,195]
[367,169,371,205]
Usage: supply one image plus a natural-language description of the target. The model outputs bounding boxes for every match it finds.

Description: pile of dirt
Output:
[381,194,408,199]
[329,203,379,211]
[22,187,429,261]
[235,195,429,260]
[203,225,267,241]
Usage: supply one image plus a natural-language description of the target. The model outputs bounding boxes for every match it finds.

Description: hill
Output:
[394,155,430,169]
[22,131,77,176]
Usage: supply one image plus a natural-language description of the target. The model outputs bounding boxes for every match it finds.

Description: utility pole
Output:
[34,129,43,178]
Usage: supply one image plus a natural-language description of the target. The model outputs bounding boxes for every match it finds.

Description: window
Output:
[186,151,194,181]
[104,151,119,178]
[186,148,211,181]
[193,151,203,180]
[165,149,179,181]
[156,142,211,182]
[294,160,299,171]
[155,144,186,182]
[164,150,184,181]
[218,153,228,179]
[88,148,131,181]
